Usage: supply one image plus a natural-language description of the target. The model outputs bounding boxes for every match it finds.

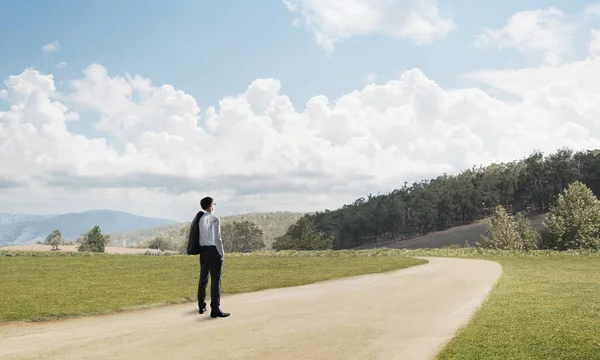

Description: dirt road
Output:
[0,257,501,360]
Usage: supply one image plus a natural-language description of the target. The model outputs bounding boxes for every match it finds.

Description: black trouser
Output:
[197,246,223,311]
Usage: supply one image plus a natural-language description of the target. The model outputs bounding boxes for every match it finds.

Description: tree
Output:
[222,220,265,253]
[302,147,600,250]
[44,229,63,251]
[477,205,539,250]
[77,226,110,252]
[273,216,334,251]
[543,181,600,250]
[513,212,540,250]
[147,236,172,251]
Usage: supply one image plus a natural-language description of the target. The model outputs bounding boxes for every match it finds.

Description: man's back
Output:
[198,212,224,257]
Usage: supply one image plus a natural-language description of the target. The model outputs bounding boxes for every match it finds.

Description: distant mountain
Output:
[109,211,305,250]
[0,210,178,246]
[0,213,51,225]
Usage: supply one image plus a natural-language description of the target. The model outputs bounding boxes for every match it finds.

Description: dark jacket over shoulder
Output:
[187,211,204,255]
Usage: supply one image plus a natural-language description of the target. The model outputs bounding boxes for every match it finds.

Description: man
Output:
[197,196,230,318]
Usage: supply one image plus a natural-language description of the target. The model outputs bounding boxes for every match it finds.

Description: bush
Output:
[514,212,540,250]
[146,236,175,251]
[272,217,334,251]
[478,205,539,251]
[538,228,555,250]
[77,226,110,253]
[44,229,63,251]
[222,220,265,253]
[543,181,600,250]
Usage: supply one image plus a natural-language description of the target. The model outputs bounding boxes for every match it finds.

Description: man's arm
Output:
[213,216,225,260]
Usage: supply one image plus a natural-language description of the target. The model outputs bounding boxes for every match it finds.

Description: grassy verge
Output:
[0,250,426,322]
[363,247,599,360]
[435,254,600,360]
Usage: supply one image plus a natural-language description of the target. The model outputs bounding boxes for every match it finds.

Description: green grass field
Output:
[0,250,426,322]
[435,254,600,360]
[363,247,599,360]
[2,248,599,359]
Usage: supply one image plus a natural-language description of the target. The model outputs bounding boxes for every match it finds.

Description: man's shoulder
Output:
[203,213,220,222]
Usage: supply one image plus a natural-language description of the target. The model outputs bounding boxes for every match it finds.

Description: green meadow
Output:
[1,248,598,359]
[0,250,425,322]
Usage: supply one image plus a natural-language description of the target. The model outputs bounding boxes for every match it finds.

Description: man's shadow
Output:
[183,308,215,322]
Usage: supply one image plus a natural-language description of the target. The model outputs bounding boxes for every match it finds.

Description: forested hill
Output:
[306,148,600,250]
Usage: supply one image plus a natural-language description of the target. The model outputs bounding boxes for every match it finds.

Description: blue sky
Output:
[1,0,594,114]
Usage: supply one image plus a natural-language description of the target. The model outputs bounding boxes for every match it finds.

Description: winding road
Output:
[0,257,501,360]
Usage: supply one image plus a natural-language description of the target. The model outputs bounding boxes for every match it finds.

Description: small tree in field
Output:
[543,181,600,250]
[77,226,110,252]
[273,217,333,251]
[147,236,173,251]
[222,220,265,253]
[478,205,539,250]
[44,229,63,251]
[514,212,540,250]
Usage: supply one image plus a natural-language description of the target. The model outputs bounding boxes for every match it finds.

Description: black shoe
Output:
[199,304,207,314]
[210,309,230,318]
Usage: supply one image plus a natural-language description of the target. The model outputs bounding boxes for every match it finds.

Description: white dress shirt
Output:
[198,212,224,257]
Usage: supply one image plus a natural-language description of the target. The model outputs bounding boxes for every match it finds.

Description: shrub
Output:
[44,229,63,251]
[543,181,600,250]
[222,220,265,253]
[478,205,539,250]
[146,236,175,251]
[77,226,110,253]
[272,217,333,251]
[514,212,540,250]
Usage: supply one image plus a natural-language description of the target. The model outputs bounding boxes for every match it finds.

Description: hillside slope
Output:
[108,211,305,250]
[353,213,548,250]
[0,210,177,246]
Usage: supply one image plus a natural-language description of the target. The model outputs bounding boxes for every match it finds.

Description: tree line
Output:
[298,148,600,250]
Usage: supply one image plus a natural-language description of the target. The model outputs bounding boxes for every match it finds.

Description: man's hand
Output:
[221,255,224,261]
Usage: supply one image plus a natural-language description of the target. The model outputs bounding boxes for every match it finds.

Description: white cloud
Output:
[56,62,68,68]
[42,41,60,53]
[3,50,600,220]
[283,0,454,51]
[473,7,577,65]
[584,4,600,20]
[588,29,600,57]
[363,73,378,85]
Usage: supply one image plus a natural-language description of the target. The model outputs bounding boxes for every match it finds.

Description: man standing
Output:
[197,196,230,318]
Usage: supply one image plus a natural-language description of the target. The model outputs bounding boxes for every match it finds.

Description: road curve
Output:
[0,257,502,360]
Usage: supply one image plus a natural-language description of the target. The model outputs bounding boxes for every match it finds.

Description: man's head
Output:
[200,196,215,213]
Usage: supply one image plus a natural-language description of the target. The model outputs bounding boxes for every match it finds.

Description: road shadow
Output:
[183,308,222,322]
[184,308,199,316]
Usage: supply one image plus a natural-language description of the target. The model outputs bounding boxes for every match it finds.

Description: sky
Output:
[2,0,600,222]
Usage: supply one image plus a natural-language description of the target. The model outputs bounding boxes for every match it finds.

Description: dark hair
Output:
[200,196,213,211]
